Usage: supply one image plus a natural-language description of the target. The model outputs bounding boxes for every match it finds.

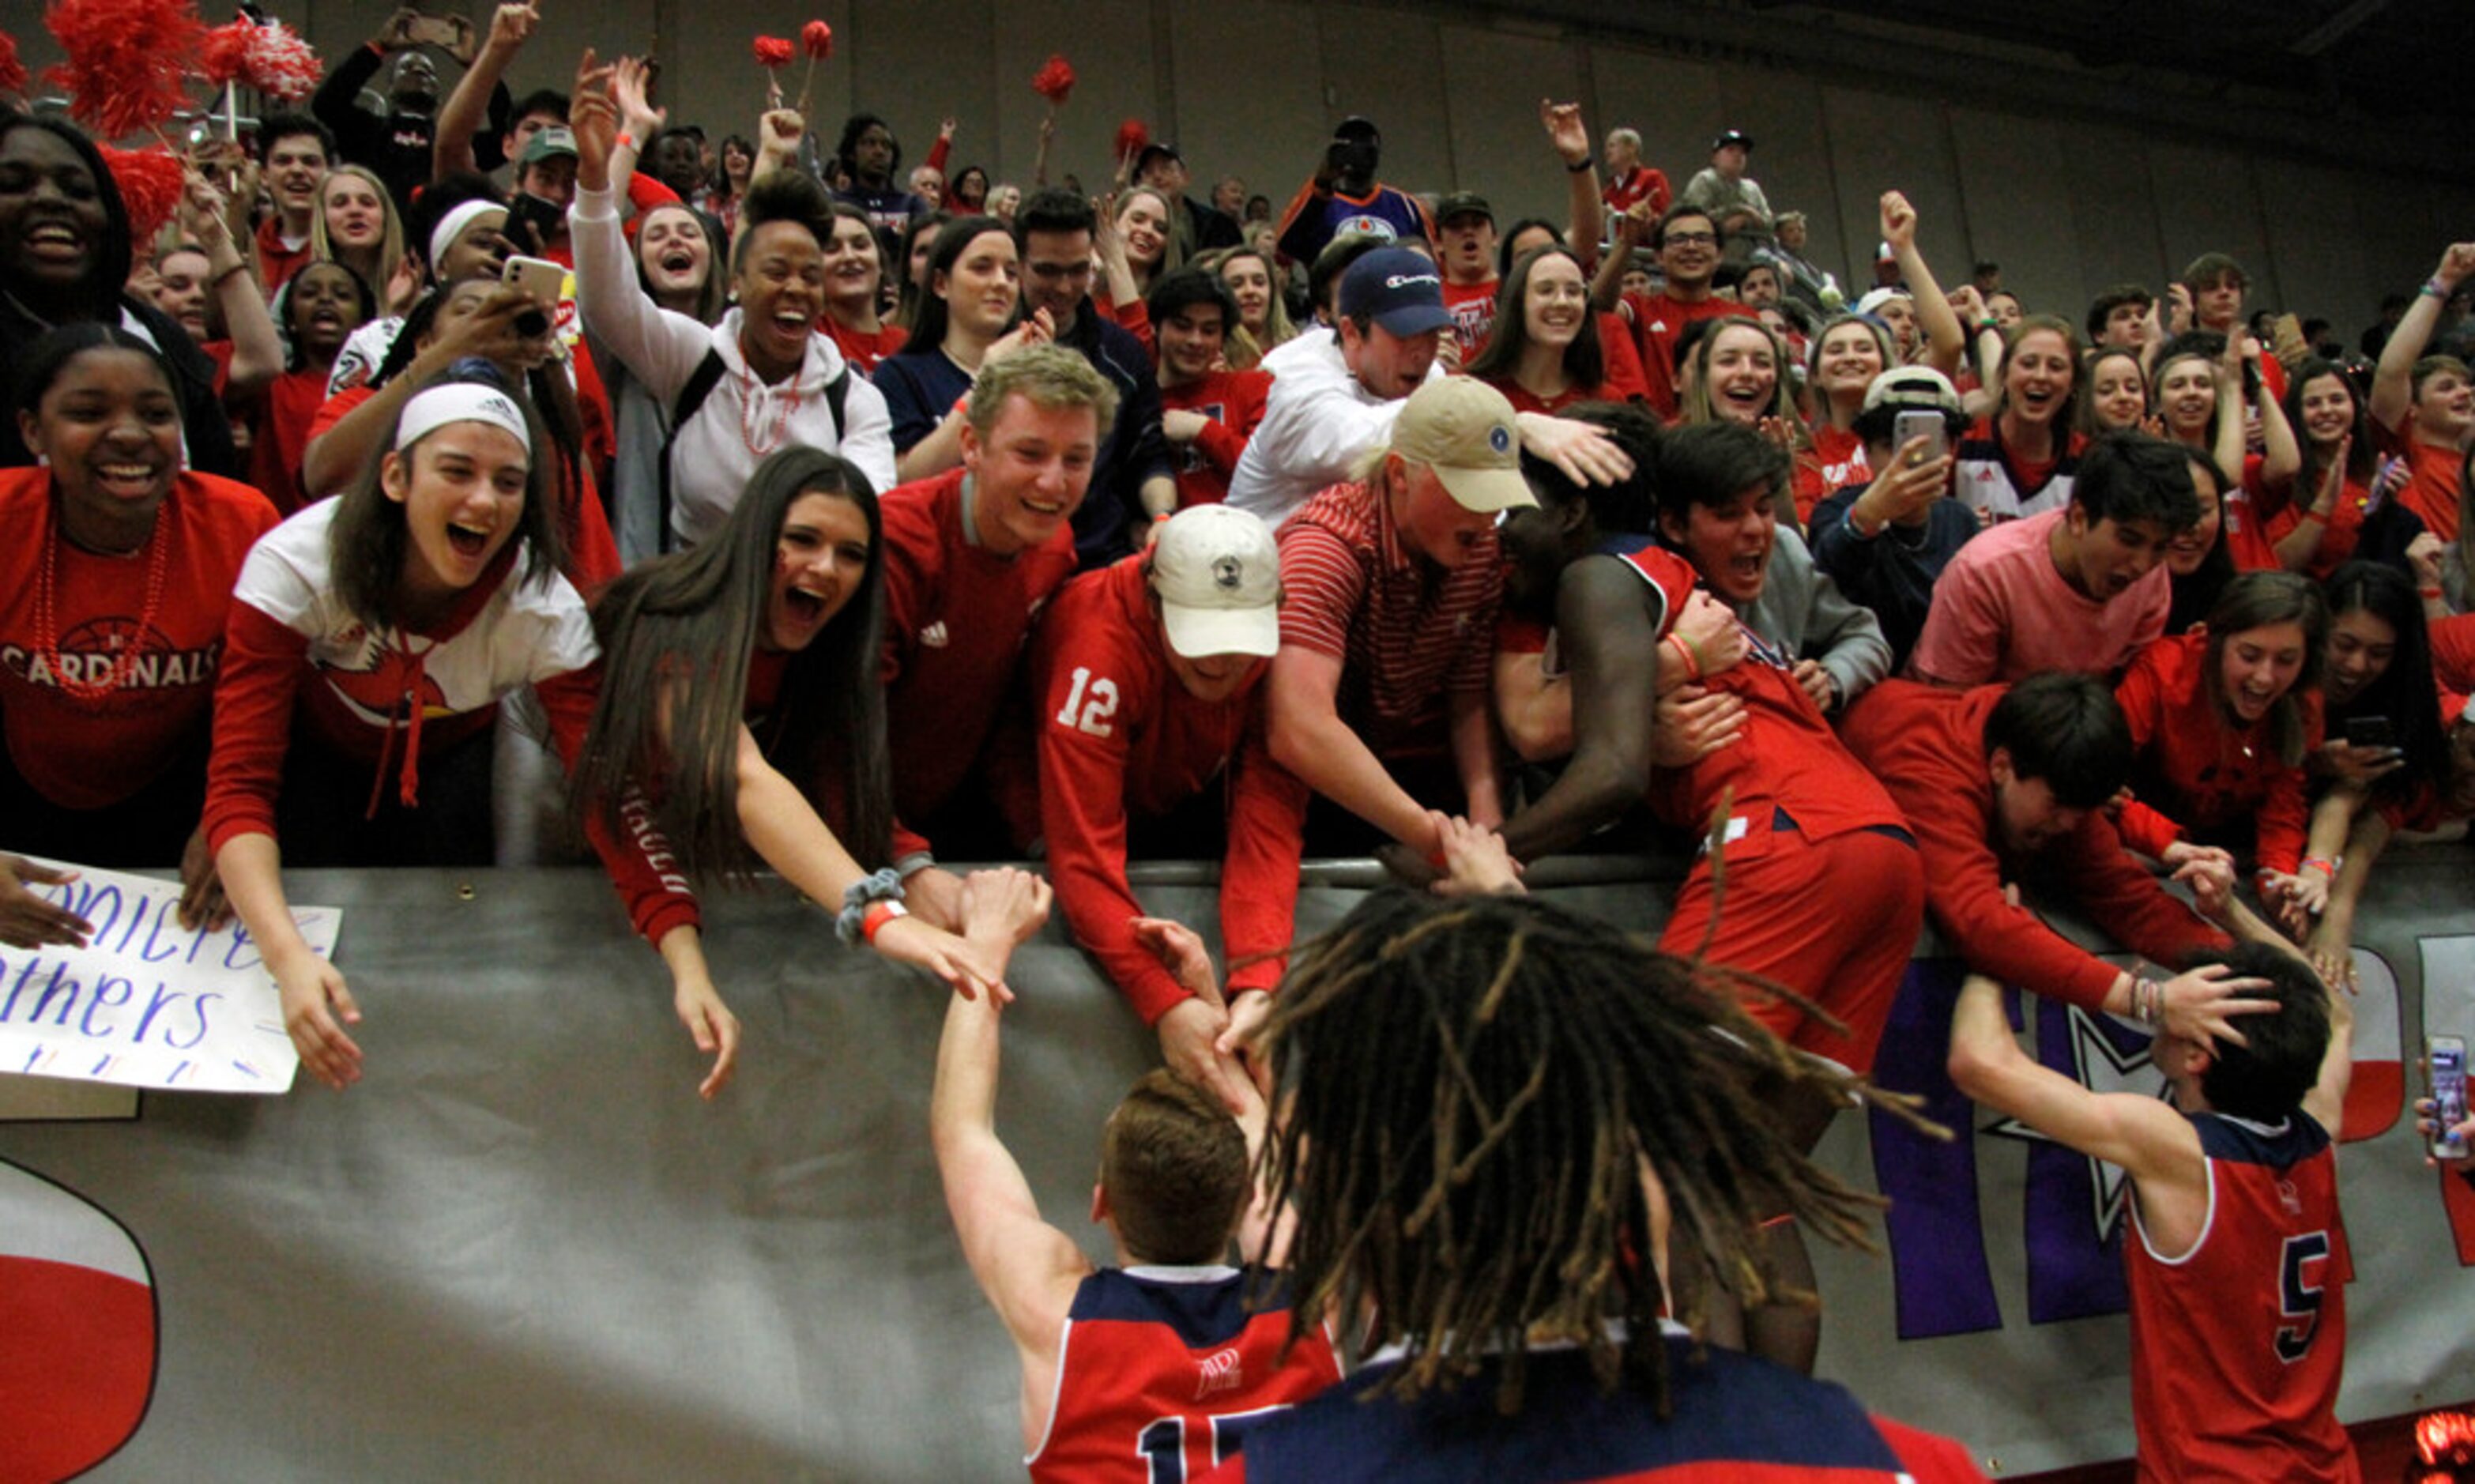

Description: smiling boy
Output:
[1909,432,2199,687]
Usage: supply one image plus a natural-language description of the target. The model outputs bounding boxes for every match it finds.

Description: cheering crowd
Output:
[5,4,2475,1475]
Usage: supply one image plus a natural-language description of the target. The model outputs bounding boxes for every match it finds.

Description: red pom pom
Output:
[199,19,254,86]
[752,35,794,69]
[1115,119,1148,162]
[1030,54,1076,104]
[98,144,186,240]
[242,21,321,104]
[0,30,28,100]
[801,20,833,60]
[44,0,208,141]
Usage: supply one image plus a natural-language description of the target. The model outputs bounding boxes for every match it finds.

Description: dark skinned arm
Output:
[1498,559,1661,862]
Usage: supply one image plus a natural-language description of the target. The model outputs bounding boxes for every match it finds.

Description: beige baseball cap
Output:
[1152,505,1282,658]
[1389,378,1538,515]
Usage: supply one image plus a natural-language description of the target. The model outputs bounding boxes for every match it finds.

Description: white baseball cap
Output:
[1152,505,1281,658]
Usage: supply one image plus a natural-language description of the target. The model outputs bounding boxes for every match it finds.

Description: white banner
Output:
[0,861,337,1095]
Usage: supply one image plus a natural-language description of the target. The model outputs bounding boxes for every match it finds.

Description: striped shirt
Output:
[1278,481,1500,740]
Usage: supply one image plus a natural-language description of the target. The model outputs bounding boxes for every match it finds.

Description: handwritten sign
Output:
[0,860,340,1095]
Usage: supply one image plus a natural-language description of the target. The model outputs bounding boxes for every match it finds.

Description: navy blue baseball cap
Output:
[1339,248,1451,337]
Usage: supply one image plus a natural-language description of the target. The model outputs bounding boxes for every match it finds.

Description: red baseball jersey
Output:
[1161,370,1273,510]
[2127,1111,2359,1482]
[1030,556,1267,1025]
[878,467,1080,830]
[0,468,278,812]
[1029,1265,1343,1484]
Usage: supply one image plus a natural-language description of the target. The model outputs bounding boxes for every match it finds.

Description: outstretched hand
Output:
[0,855,91,950]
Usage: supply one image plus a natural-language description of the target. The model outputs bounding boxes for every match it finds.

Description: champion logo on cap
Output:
[1385,272,1440,291]
[1211,555,1243,590]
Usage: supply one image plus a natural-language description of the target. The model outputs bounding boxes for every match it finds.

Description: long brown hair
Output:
[570,446,891,880]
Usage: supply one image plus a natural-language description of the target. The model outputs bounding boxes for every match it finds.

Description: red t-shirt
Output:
[243,365,337,515]
[1030,556,1268,1025]
[1837,680,2228,1008]
[252,217,312,303]
[0,469,279,811]
[878,466,1080,830]
[1159,370,1273,509]
[822,317,909,376]
[2370,415,2463,544]
[1811,422,1871,495]
[1621,291,1757,420]
[2113,630,2319,875]
[1603,164,1671,218]
[1440,276,1498,365]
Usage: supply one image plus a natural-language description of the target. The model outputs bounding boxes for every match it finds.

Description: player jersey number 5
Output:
[2276,1230,2331,1362]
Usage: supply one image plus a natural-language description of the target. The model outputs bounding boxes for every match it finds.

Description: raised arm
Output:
[2369,243,2475,434]
[1881,191,1964,377]
[567,52,717,400]
[929,870,1090,1426]
[302,285,543,494]
[435,2,535,181]
[187,175,281,398]
[1592,200,1650,312]
[1542,100,1603,273]
[1947,971,2206,1178]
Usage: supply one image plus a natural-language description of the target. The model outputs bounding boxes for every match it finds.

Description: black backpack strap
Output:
[655,348,729,553]
[823,367,849,445]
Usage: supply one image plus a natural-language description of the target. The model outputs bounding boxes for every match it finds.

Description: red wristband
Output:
[861,899,908,945]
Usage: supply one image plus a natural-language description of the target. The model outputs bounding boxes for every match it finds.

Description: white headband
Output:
[394,382,533,456]
[428,200,507,269]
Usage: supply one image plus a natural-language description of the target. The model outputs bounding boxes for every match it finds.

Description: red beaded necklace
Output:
[35,495,173,703]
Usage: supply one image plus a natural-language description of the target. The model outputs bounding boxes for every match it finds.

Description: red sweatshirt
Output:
[2112,631,2317,875]
[879,467,1080,831]
[0,469,279,811]
[1159,369,1272,509]
[1837,680,2227,1009]
[1030,556,1268,1023]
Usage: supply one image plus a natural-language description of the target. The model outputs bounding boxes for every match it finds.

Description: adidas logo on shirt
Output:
[921,621,949,649]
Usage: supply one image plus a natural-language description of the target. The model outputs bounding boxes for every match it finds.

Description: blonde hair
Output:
[1197,245,1295,368]
[1116,185,1186,290]
[967,342,1119,440]
[311,164,405,293]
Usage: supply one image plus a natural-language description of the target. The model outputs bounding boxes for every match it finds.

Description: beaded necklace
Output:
[35,494,172,702]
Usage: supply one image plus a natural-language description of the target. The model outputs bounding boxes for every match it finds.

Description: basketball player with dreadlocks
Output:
[1490,409,1924,1376]
[1194,876,1982,1482]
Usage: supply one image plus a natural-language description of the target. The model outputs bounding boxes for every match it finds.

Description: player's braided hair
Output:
[1256,888,1939,1417]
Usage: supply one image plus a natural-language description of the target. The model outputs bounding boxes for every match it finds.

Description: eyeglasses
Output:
[1027,260,1094,281]
[1663,231,1719,247]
